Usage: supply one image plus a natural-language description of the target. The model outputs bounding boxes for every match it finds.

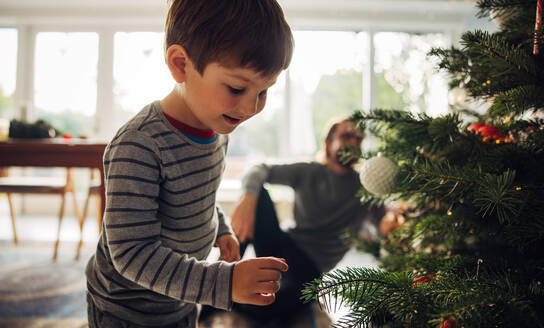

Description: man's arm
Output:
[231,193,258,242]
[241,162,310,196]
[232,162,310,241]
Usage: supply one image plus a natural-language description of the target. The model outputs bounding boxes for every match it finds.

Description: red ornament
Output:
[440,318,456,328]
[478,125,504,139]
[467,123,507,142]
[412,275,433,287]
[467,122,484,133]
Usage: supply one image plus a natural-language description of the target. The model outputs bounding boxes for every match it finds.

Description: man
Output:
[230,118,384,324]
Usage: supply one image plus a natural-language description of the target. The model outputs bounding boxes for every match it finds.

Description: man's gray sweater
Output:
[86,101,234,327]
[242,162,372,272]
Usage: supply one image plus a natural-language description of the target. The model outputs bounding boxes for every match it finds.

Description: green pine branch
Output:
[476,0,537,19]
[473,169,523,223]
[303,267,544,327]
[490,85,544,115]
[462,30,539,79]
[334,3,544,323]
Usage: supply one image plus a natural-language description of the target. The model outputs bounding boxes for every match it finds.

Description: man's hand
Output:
[215,234,240,262]
[231,193,258,243]
[379,211,405,237]
[232,257,288,306]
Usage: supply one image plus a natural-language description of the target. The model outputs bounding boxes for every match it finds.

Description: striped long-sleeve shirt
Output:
[86,101,234,327]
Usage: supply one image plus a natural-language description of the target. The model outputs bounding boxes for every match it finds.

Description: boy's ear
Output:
[166,45,190,83]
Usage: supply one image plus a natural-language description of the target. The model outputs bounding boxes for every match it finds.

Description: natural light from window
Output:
[375,32,449,116]
[17,30,450,150]
[0,28,17,120]
[34,32,98,136]
[291,31,368,155]
[113,32,172,133]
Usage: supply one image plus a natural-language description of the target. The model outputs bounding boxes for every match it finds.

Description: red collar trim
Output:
[163,112,216,139]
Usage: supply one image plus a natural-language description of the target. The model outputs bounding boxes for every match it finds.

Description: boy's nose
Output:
[238,96,259,117]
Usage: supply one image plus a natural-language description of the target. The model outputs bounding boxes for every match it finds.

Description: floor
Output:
[0,199,379,327]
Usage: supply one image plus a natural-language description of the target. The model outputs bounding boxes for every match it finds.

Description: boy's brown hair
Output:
[165,0,294,76]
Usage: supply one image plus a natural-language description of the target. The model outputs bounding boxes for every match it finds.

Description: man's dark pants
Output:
[234,187,321,322]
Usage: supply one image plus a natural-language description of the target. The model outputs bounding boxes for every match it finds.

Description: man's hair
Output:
[165,0,294,76]
[325,118,350,142]
[314,117,349,163]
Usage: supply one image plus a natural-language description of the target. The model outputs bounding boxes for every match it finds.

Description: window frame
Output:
[6,21,461,157]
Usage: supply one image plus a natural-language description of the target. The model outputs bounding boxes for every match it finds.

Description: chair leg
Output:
[68,169,82,228]
[76,190,92,261]
[53,193,67,261]
[75,235,84,261]
[6,193,19,245]
[95,195,103,233]
[66,168,86,261]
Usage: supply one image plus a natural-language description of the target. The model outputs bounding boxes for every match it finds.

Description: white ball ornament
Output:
[359,153,399,196]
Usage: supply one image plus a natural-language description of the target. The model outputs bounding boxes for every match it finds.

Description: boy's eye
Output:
[228,86,245,95]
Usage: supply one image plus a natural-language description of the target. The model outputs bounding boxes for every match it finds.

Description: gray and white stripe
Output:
[86,101,234,327]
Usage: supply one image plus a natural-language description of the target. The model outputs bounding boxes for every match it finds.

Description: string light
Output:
[515,186,522,191]
[486,79,491,85]
[447,210,452,216]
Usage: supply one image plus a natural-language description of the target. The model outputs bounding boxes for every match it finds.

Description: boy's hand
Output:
[215,234,240,262]
[231,193,258,242]
[232,257,288,306]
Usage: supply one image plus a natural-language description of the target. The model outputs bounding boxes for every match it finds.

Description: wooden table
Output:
[0,138,108,226]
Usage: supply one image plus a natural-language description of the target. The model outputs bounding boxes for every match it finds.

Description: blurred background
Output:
[0,1,499,326]
[0,0,497,223]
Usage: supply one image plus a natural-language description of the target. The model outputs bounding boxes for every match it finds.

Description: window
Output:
[374,32,449,116]
[0,28,18,120]
[226,31,368,179]
[292,31,368,155]
[227,71,286,157]
[8,27,451,157]
[34,32,98,137]
[113,32,172,133]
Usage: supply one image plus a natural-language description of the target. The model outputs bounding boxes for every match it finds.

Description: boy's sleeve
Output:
[241,162,310,196]
[103,130,234,310]
[216,204,233,237]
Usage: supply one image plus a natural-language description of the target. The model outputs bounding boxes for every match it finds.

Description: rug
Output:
[0,241,333,328]
[0,241,91,327]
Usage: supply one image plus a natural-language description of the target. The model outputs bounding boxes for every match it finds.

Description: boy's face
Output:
[181,60,280,134]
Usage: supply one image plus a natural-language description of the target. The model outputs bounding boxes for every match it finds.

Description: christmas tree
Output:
[302,0,544,327]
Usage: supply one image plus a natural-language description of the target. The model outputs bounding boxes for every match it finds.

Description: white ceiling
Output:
[0,0,485,33]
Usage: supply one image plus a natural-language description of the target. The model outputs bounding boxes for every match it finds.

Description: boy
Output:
[85,1,293,327]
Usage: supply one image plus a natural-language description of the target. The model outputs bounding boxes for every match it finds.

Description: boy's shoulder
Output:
[108,101,229,153]
[115,101,162,137]
[106,101,165,153]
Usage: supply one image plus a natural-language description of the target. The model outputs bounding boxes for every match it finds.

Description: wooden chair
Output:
[0,167,80,261]
[76,168,102,260]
